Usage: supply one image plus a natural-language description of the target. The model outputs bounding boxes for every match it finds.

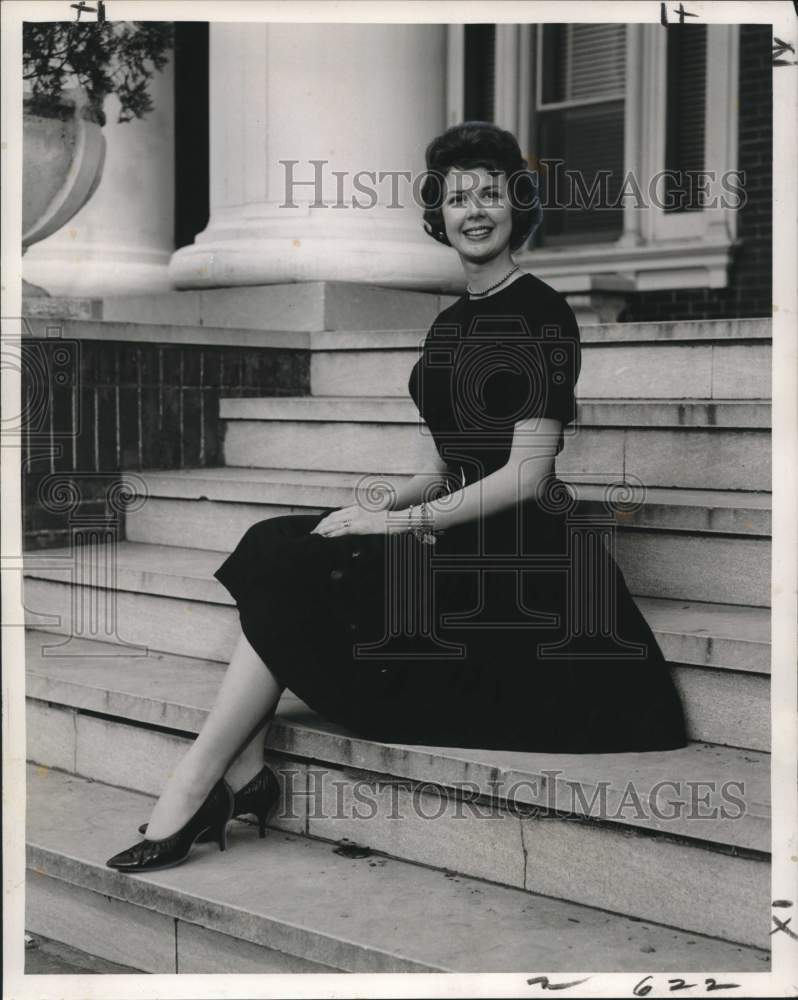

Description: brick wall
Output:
[22,336,309,549]
[622,25,772,322]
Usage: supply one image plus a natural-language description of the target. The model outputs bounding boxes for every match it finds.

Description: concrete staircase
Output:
[23,286,772,972]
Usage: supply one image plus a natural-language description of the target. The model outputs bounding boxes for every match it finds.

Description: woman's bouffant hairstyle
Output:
[421,122,543,252]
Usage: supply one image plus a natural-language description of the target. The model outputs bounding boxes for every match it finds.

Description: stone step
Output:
[220,397,771,491]
[23,541,770,749]
[86,282,454,333]
[25,635,770,946]
[24,313,770,399]
[23,541,771,669]
[25,767,769,972]
[28,657,769,944]
[221,395,772,427]
[614,533,769,607]
[25,508,769,736]
[309,317,772,351]
[634,597,770,674]
[125,471,771,608]
[23,585,769,754]
[310,319,771,399]
[24,932,143,974]
[130,469,773,535]
[23,316,312,351]
[25,293,768,338]
[23,631,770,846]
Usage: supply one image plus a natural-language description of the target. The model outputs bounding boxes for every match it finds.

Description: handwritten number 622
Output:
[634,977,740,995]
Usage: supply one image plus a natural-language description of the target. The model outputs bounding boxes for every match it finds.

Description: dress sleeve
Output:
[407,358,419,407]
[482,295,581,429]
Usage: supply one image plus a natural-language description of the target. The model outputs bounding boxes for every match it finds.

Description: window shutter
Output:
[664,25,707,211]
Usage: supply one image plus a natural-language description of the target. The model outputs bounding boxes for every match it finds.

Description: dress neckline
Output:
[462,271,530,305]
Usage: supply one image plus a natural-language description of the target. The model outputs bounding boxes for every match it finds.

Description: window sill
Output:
[515,236,739,292]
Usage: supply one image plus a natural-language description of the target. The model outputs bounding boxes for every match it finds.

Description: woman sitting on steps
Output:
[106,121,687,874]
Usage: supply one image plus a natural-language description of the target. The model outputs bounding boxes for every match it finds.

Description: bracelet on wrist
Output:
[407,501,443,545]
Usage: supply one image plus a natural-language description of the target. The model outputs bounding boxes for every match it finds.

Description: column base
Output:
[170,236,464,294]
[22,244,173,297]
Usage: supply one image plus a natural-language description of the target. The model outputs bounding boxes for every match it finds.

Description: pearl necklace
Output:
[466,265,520,298]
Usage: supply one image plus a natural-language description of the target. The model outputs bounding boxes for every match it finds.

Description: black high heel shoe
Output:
[137,765,280,842]
[107,779,234,873]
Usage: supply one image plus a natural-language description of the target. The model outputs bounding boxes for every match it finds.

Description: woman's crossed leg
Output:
[144,629,284,840]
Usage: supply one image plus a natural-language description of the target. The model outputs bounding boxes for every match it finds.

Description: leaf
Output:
[23,20,174,124]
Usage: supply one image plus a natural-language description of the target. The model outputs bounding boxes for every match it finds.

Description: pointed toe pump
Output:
[137,765,281,842]
[107,779,234,873]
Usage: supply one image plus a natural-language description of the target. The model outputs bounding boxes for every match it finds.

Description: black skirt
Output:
[214,498,688,754]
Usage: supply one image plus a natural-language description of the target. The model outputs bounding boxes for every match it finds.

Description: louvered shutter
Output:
[664,25,707,212]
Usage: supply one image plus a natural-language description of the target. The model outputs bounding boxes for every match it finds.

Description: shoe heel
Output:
[215,779,234,853]
[235,765,280,839]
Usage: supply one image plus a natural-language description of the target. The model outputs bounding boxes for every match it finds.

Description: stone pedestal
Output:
[564,291,631,325]
[170,23,463,294]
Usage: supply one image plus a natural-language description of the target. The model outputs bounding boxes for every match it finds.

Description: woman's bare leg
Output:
[144,630,284,840]
[222,712,275,793]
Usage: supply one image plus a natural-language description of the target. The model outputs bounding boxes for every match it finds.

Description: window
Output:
[535,24,626,245]
[451,22,740,290]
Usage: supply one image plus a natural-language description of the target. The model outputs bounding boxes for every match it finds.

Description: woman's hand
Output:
[310,504,395,538]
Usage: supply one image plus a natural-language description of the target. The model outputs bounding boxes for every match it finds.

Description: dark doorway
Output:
[464,25,495,122]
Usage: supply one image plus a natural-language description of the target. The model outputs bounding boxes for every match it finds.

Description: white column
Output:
[169,23,463,293]
[23,58,175,297]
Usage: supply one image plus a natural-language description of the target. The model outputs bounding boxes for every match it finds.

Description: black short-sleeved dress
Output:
[215,273,687,753]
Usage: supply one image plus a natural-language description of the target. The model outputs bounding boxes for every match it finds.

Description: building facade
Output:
[23,21,772,322]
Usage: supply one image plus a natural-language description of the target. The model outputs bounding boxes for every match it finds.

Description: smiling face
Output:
[440,166,514,264]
